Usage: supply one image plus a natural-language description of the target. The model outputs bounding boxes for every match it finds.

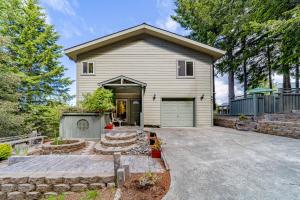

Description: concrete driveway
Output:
[157,126,300,200]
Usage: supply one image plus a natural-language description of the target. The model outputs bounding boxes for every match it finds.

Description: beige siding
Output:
[76,35,213,127]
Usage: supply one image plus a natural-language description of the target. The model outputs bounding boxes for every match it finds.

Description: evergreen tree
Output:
[1,0,72,110]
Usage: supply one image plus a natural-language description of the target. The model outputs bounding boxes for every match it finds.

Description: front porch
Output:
[98,75,146,128]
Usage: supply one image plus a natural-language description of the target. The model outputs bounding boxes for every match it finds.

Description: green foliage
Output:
[85,190,98,200]
[238,114,248,121]
[0,144,13,160]
[0,0,73,110]
[139,171,158,188]
[82,88,115,112]
[57,193,65,200]
[14,145,29,156]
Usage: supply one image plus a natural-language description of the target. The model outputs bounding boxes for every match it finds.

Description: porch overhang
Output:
[97,75,147,88]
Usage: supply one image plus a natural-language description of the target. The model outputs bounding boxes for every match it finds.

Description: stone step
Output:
[105,132,137,141]
[101,137,137,147]
[94,143,137,155]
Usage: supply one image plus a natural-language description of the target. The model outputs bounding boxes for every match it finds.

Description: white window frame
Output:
[81,62,95,75]
[176,60,195,78]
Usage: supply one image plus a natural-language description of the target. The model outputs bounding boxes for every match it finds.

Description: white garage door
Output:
[161,99,194,127]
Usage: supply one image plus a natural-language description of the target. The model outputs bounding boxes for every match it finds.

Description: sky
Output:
[39,0,283,105]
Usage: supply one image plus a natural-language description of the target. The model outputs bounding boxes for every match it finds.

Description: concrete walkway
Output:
[157,126,300,200]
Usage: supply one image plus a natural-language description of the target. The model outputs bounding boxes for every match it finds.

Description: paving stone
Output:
[53,184,70,193]
[1,184,16,192]
[0,192,6,200]
[18,183,35,192]
[36,184,52,192]
[88,183,105,190]
[26,191,41,200]
[44,192,57,198]
[7,191,24,200]
[71,183,87,192]
[107,182,115,188]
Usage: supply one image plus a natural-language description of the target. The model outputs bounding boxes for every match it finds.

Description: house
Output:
[65,24,225,128]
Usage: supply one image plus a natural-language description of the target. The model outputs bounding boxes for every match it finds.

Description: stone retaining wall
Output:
[257,121,300,139]
[214,116,300,139]
[0,175,114,199]
[41,139,86,154]
[213,117,237,129]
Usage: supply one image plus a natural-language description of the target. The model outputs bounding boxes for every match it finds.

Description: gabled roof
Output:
[98,75,147,87]
[65,23,225,61]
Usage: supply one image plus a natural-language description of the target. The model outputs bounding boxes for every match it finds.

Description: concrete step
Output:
[105,132,137,141]
[101,137,137,147]
[94,143,137,155]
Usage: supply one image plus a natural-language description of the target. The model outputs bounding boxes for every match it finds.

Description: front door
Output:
[130,99,141,125]
[116,99,127,122]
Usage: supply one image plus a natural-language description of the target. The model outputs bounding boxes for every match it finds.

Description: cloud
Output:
[215,77,243,104]
[40,8,52,24]
[156,16,180,32]
[156,0,174,10]
[40,0,76,16]
[60,21,81,39]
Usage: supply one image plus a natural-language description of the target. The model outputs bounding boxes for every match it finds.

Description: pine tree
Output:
[1,0,72,110]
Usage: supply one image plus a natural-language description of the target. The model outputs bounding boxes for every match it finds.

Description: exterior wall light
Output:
[153,93,156,101]
[200,94,204,101]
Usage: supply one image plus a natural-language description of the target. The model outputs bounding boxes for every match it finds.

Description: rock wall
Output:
[257,121,300,139]
[41,139,86,154]
[0,175,115,199]
[213,117,237,129]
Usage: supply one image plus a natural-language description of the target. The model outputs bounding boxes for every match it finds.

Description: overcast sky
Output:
[40,0,284,105]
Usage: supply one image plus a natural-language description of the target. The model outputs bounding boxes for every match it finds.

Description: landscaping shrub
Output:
[0,144,13,160]
[139,171,158,188]
[82,88,115,112]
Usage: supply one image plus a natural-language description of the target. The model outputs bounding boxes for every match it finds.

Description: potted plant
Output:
[151,139,161,158]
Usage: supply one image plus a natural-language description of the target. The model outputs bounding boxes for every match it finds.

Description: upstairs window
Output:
[82,62,94,74]
[177,60,194,78]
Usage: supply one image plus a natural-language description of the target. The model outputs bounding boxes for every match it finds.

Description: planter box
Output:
[151,149,161,158]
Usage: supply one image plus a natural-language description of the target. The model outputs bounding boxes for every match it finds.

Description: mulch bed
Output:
[121,171,170,200]
[60,188,116,200]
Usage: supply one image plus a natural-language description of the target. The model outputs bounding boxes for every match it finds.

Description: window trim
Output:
[176,59,195,79]
[81,61,95,75]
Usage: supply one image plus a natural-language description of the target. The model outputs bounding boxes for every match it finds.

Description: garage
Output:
[161,98,194,127]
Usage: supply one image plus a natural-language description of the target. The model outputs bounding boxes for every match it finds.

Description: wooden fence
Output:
[229,93,300,116]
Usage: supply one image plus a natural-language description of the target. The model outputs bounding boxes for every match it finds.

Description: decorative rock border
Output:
[41,139,86,154]
[0,175,115,199]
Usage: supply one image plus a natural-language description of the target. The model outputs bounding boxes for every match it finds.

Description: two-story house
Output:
[65,24,225,128]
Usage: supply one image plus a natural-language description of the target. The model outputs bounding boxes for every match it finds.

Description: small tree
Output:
[82,88,115,112]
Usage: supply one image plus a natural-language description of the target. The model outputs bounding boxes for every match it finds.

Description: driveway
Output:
[157,126,300,200]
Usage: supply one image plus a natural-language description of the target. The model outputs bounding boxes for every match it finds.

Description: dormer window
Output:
[177,60,194,78]
[82,62,94,75]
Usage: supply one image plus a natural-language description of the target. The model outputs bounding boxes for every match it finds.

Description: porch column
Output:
[140,87,144,129]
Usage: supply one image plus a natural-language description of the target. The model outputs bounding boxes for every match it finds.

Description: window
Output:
[177,60,194,78]
[82,62,94,74]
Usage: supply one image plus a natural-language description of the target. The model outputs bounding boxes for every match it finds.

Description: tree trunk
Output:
[267,46,272,89]
[228,70,235,103]
[295,65,299,92]
[212,64,216,110]
[283,69,291,93]
[243,60,247,98]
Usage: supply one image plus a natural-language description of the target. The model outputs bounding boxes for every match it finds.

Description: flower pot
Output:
[105,124,113,129]
[151,149,161,158]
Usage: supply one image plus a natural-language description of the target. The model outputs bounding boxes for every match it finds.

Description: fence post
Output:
[273,95,276,113]
[279,92,284,112]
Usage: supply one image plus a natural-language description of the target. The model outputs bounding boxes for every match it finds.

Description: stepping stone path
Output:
[94,132,139,155]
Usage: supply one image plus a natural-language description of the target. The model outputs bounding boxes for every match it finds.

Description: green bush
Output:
[239,114,248,121]
[82,88,115,112]
[0,144,13,160]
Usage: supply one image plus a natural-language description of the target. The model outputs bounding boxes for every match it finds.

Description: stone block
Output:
[122,164,130,180]
[107,182,115,188]
[0,177,11,184]
[1,184,16,192]
[100,176,114,183]
[28,177,45,184]
[26,191,41,200]
[64,177,80,184]
[18,183,35,192]
[80,176,99,184]
[53,184,70,193]
[45,177,64,184]
[10,177,28,184]
[88,183,105,190]
[71,183,87,192]
[117,168,125,187]
[0,192,6,200]
[44,192,57,198]
[36,184,51,192]
[7,191,24,200]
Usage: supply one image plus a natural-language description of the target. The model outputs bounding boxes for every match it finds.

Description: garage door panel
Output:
[161,100,194,127]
